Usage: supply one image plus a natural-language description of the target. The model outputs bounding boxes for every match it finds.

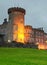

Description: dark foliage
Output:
[0,41,38,49]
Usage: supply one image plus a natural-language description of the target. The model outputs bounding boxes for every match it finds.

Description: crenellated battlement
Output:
[8,7,26,15]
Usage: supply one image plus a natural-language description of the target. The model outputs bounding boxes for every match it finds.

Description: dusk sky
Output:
[0,0,47,32]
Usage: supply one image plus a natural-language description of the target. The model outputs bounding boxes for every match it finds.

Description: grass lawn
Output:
[0,48,47,65]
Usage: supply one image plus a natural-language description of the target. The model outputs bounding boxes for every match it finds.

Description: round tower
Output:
[8,7,26,43]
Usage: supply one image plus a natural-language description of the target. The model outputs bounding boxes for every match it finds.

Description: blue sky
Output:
[0,0,47,32]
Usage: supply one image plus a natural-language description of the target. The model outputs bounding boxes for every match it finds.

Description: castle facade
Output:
[0,7,47,49]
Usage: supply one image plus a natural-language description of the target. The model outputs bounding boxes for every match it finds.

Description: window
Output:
[13,25,18,30]
[15,25,18,30]
[20,19,23,23]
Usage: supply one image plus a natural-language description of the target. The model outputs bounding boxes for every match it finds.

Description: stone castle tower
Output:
[7,7,26,43]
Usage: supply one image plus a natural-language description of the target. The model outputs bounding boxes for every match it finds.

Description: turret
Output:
[7,7,26,43]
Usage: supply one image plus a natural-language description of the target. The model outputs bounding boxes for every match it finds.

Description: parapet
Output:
[8,7,26,15]
[25,25,32,29]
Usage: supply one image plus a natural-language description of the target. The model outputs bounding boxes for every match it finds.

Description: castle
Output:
[0,7,47,49]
